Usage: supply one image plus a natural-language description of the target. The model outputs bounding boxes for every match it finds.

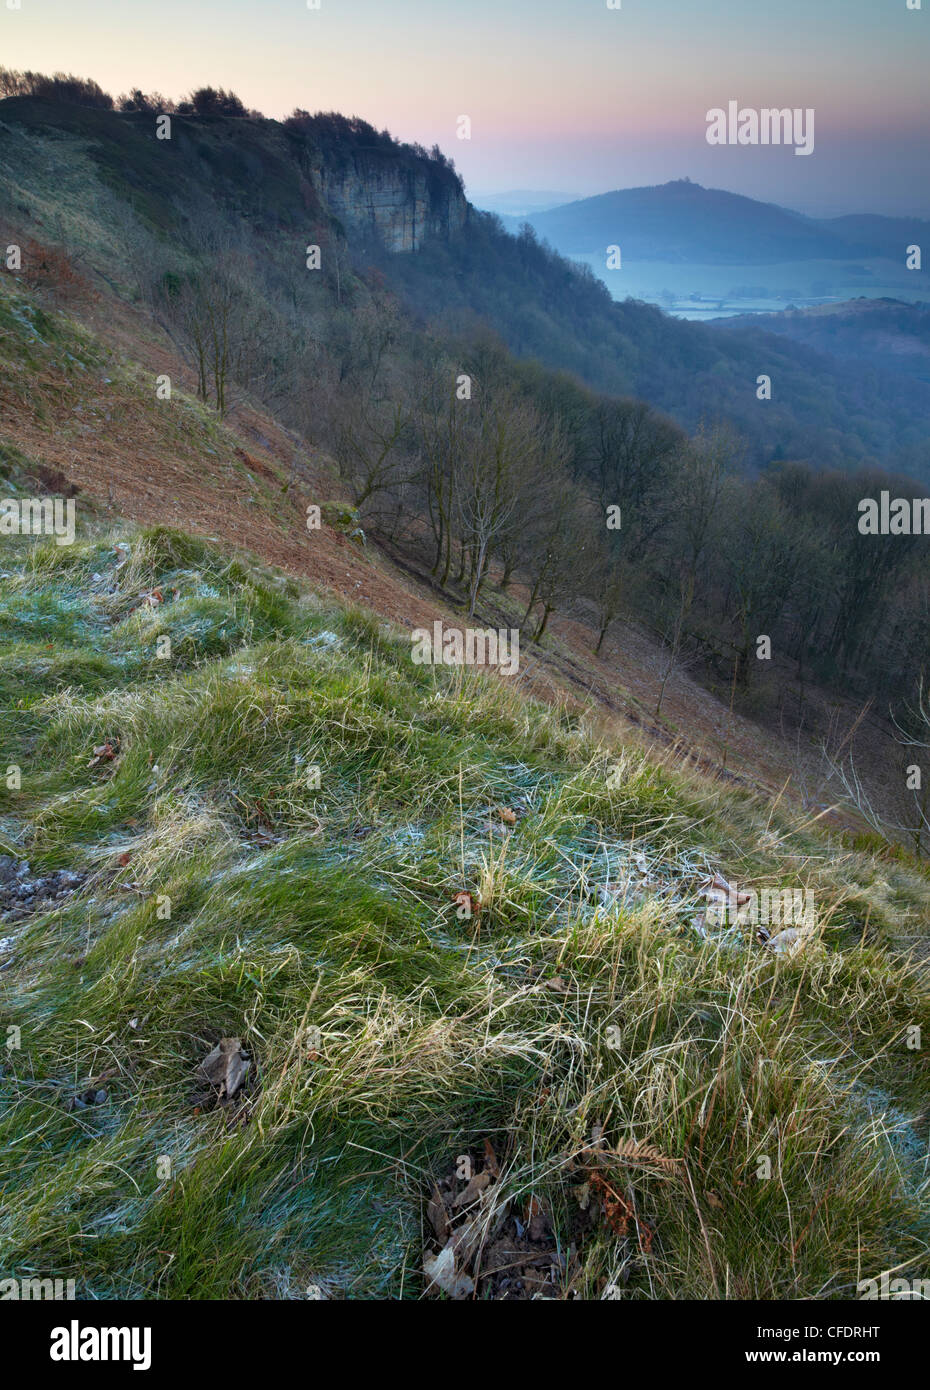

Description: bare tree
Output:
[334,391,412,508]
[455,389,542,617]
[522,472,593,641]
[413,363,472,586]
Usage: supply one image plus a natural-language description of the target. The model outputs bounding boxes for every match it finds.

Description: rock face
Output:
[317,154,468,253]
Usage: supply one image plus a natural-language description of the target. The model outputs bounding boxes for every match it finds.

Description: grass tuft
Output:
[1,528,928,1299]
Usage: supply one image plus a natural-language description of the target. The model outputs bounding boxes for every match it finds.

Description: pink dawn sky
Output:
[1,0,928,215]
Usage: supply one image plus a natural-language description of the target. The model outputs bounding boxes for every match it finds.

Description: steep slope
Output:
[0,266,913,830]
[2,96,930,473]
[2,178,929,1300]
[0,97,467,254]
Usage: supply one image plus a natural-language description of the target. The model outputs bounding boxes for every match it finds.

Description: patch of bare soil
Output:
[0,855,85,924]
[422,1129,687,1300]
[423,1142,577,1300]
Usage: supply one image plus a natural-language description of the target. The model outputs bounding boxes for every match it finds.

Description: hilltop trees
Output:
[117,89,175,114]
[177,87,248,117]
[0,67,113,107]
[0,69,256,119]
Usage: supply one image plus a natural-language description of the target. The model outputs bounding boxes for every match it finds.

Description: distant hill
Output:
[1,98,929,477]
[822,215,930,261]
[514,179,930,265]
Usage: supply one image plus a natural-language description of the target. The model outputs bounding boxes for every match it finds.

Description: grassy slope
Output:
[0,521,928,1300]
[0,269,830,817]
[0,117,928,1301]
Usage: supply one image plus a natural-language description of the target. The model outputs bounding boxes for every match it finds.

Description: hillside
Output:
[2,96,930,475]
[0,266,886,825]
[716,297,930,386]
[2,515,928,1299]
[513,180,841,262]
[371,215,930,478]
[1,93,930,1303]
[823,214,930,262]
[0,95,467,253]
[1,89,929,814]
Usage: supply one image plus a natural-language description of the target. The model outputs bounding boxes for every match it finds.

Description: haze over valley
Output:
[487,179,929,319]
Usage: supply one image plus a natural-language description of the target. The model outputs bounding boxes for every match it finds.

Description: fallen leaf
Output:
[423,1242,474,1299]
[88,739,119,768]
[451,1213,485,1267]
[200,1037,251,1101]
[699,871,752,910]
[453,1171,491,1208]
[763,927,807,956]
[451,889,481,922]
[526,1195,550,1242]
[427,1183,451,1240]
[498,807,517,825]
[66,1086,108,1112]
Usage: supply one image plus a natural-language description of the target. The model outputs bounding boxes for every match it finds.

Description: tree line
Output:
[136,198,930,744]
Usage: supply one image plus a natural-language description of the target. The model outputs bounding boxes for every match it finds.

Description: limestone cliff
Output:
[315,154,467,252]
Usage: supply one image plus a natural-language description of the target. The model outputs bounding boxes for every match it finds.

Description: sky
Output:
[2,0,928,216]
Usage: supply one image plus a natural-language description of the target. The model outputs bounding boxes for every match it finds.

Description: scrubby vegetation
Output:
[0,68,114,109]
[0,524,927,1298]
[2,101,930,847]
[0,73,928,1300]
